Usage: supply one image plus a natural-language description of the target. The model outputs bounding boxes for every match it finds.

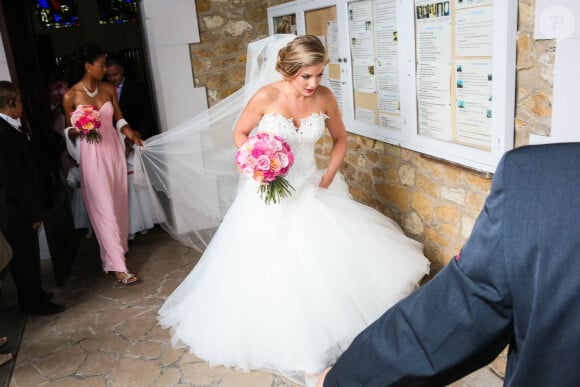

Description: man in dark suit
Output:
[0,81,65,315]
[318,142,580,386]
[106,57,155,140]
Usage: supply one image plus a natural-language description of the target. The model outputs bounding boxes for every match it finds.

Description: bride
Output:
[141,34,430,385]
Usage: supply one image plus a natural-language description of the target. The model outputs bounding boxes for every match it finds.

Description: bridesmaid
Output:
[62,43,144,285]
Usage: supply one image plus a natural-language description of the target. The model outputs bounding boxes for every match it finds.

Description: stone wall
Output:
[190,1,555,375]
[191,0,289,105]
[515,0,556,147]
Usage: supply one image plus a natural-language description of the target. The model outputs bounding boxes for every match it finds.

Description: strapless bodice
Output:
[98,100,114,121]
[255,112,328,186]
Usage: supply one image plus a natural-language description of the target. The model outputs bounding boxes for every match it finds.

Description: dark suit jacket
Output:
[118,78,155,140]
[325,143,580,387]
[0,118,44,236]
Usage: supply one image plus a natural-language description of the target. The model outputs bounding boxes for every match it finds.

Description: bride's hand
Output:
[318,174,333,189]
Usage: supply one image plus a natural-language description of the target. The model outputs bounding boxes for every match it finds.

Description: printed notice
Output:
[349,1,376,93]
[355,107,377,125]
[415,0,453,140]
[327,78,344,110]
[455,5,493,57]
[327,20,340,64]
[454,59,493,148]
[455,0,493,10]
[348,1,374,33]
[379,112,401,130]
[352,59,376,93]
[375,0,400,119]
[414,0,494,148]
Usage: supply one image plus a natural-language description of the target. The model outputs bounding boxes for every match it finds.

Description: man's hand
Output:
[316,367,331,387]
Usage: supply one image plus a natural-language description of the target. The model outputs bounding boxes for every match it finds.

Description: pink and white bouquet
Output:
[235,132,295,205]
[70,105,102,144]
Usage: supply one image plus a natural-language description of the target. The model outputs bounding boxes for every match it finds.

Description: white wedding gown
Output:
[157,111,430,385]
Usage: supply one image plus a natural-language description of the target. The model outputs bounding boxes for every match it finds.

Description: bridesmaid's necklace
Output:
[81,82,99,98]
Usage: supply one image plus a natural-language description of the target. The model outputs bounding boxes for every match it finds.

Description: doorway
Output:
[0,0,158,285]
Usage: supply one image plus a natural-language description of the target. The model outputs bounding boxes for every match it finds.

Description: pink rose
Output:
[255,154,271,171]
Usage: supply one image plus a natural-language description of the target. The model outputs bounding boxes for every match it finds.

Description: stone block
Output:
[377,184,410,211]
[411,192,434,222]
[434,206,460,225]
[415,173,438,198]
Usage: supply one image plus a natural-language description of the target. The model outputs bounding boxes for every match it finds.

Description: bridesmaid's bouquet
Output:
[235,132,295,205]
[71,105,102,144]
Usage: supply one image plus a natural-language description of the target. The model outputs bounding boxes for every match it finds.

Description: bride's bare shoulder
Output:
[252,81,284,101]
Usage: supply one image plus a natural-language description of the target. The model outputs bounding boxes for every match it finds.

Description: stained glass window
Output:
[97,0,139,24]
[36,0,80,30]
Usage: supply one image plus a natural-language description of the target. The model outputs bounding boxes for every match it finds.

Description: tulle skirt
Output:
[158,171,430,385]
[127,174,167,234]
[71,188,91,230]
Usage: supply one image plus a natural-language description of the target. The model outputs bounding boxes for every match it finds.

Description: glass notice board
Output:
[268,0,516,173]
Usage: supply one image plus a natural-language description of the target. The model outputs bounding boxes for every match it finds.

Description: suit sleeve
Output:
[324,157,513,387]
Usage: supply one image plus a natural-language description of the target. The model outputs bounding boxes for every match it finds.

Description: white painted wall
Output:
[138,0,217,235]
[0,37,11,81]
[140,0,208,131]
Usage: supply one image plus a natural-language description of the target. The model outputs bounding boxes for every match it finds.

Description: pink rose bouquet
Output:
[235,132,295,205]
[71,105,102,144]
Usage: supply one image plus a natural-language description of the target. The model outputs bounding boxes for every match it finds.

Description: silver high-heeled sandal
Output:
[115,272,139,285]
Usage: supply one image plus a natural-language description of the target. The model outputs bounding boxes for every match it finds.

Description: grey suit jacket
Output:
[324,142,580,386]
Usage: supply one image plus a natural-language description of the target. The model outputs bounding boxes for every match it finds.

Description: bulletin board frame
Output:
[267,0,517,173]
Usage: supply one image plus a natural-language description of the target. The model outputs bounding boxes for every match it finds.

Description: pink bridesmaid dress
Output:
[78,101,129,273]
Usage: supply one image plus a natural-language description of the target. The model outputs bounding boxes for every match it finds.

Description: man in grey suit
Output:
[318,142,580,386]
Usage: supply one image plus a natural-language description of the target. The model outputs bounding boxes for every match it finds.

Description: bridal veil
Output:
[134,34,296,251]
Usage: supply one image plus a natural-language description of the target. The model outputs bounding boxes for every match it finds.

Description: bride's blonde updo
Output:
[275,35,329,79]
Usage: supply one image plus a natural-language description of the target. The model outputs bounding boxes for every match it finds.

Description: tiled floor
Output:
[3,227,503,386]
